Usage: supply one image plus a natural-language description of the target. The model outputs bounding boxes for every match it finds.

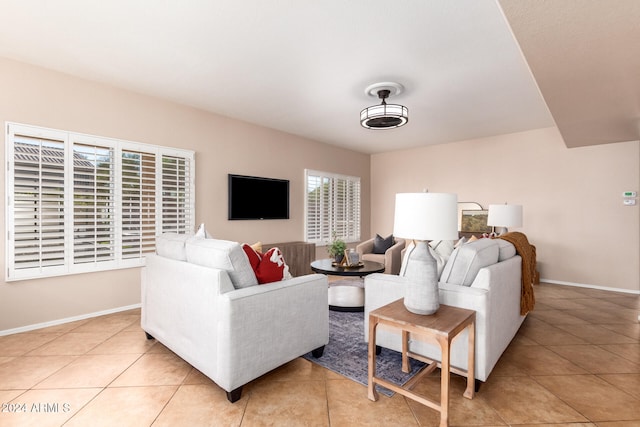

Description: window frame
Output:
[5,122,195,281]
[304,169,361,245]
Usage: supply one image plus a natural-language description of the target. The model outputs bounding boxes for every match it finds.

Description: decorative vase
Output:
[348,248,360,265]
[402,241,439,315]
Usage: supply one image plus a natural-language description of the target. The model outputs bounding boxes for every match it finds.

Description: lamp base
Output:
[402,241,439,315]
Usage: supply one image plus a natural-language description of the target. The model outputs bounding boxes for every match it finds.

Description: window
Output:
[304,169,360,244]
[6,123,195,281]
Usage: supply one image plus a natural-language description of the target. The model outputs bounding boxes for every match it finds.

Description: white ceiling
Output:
[0,1,635,154]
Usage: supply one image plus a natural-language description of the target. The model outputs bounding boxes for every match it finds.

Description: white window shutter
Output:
[161,154,193,234]
[122,150,157,258]
[72,142,116,266]
[10,132,67,278]
[305,170,360,245]
[6,123,195,281]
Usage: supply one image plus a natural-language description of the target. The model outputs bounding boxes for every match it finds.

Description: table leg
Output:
[463,320,475,399]
[367,317,379,401]
[401,330,411,373]
[439,338,451,427]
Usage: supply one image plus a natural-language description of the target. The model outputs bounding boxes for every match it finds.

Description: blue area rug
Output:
[303,310,425,397]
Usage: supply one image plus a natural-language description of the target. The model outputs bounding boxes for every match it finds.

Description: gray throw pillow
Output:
[373,234,394,254]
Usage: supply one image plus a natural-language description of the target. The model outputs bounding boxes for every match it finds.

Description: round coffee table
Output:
[311,259,385,311]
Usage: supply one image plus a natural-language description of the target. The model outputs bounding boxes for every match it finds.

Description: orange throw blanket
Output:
[497,232,536,315]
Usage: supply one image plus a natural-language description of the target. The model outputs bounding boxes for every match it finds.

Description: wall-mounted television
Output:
[228,174,290,220]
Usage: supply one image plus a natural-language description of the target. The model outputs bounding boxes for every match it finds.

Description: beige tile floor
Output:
[0,282,639,426]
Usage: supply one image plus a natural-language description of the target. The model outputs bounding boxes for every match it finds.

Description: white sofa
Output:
[364,238,525,386]
[141,234,329,402]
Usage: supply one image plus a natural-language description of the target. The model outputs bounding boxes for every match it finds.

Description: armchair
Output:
[356,235,405,275]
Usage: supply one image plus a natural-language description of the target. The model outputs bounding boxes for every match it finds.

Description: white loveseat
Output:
[364,238,526,386]
[141,234,329,402]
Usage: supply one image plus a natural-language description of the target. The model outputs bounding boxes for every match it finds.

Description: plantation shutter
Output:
[161,154,193,234]
[333,178,347,240]
[304,170,360,244]
[10,132,67,277]
[343,177,360,241]
[72,141,116,266]
[6,122,195,281]
[305,174,325,243]
[122,150,157,258]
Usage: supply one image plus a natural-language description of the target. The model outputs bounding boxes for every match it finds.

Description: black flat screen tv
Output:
[228,174,290,220]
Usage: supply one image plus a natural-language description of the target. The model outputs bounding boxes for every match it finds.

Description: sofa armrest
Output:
[142,255,235,336]
[468,255,524,339]
[384,239,405,275]
[364,273,407,341]
[216,273,329,391]
[141,254,235,379]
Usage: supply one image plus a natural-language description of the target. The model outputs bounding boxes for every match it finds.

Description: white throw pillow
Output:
[155,233,192,261]
[398,241,414,277]
[429,239,456,264]
[195,223,212,239]
[440,238,499,287]
[185,238,258,288]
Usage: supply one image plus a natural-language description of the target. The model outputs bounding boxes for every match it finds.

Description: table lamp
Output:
[393,192,458,314]
[487,204,523,235]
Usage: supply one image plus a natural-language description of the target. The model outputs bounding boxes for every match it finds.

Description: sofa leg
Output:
[226,387,243,403]
[474,379,483,393]
[376,345,382,355]
[144,332,154,340]
[311,345,325,358]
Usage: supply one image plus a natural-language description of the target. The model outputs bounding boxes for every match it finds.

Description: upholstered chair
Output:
[356,235,405,275]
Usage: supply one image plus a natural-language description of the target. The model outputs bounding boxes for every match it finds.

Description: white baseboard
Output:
[540,278,640,295]
[0,303,142,337]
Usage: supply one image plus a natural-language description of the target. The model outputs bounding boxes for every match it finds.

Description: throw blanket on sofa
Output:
[497,232,536,315]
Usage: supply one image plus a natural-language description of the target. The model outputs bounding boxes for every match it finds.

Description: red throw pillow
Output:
[241,243,261,271]
[241,244,290,284]
[255,247,290,284]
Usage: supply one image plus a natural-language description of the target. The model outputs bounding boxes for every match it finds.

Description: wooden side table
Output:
[367,299,476,427]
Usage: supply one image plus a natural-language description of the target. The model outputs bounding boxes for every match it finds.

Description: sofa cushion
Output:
[496,239,516,261]
[440,238,499,287]
[156,233,192,261]
[186,238,258,288]
[373,234,394,254]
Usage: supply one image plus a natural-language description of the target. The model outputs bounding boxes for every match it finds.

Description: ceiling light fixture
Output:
[360,82,408,129]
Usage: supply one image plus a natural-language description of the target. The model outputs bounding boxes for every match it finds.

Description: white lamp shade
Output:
[487,204,523,228]
[393,193,458,241]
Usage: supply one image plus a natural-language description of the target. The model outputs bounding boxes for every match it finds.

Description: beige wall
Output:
[0,58,370,331]
[371,127,640,293]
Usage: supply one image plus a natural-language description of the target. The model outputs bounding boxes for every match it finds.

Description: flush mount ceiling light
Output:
[360,82,408,129]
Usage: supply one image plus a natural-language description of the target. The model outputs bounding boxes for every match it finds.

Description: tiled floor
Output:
[0,282,639,426]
